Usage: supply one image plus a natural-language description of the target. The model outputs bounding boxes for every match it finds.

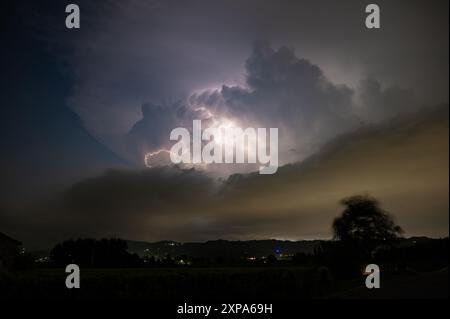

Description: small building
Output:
[0,232,22,271]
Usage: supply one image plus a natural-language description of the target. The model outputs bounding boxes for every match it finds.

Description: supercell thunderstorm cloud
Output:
[1,0,448,249]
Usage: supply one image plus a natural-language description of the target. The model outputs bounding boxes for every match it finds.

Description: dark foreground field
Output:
[1,266,448,300]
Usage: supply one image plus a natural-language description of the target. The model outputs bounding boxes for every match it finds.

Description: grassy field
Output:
[1,266,447,300]
[1,266,331,300]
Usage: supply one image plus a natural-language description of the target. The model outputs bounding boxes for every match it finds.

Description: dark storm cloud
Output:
[224,41,355,127]
[63,166,214,217]
[356,78,418,123]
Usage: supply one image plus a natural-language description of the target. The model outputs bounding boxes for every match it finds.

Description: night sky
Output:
[1,0,448,248]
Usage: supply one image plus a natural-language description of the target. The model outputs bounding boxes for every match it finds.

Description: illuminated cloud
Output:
[126,42,358,173]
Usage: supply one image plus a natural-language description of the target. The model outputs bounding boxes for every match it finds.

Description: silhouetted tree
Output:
[317,195,403,278]
[333,195,403,247]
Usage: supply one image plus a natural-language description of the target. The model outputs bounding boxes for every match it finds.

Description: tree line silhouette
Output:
[51,238,141,267]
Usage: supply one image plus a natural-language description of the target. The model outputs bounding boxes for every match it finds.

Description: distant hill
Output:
[126,239,323,259]
[126,237,446,260]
